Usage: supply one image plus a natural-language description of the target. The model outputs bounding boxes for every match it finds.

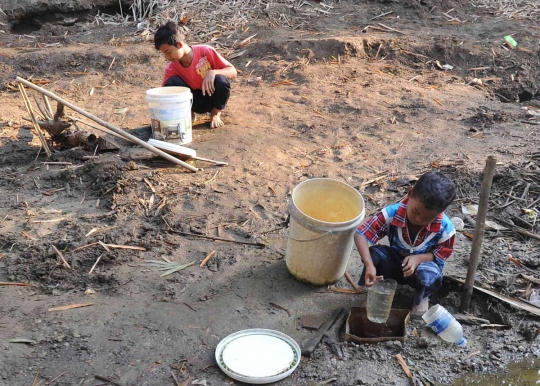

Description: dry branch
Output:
[48,303,93,312]
[52,245,71,269]
[18,83,52,157]
[200,250,217,267]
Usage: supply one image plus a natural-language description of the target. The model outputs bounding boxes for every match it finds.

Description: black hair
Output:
[154,21,185,50]
[411,171,456,212]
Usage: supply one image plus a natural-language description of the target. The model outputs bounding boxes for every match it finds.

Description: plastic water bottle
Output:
[422,305,467,347]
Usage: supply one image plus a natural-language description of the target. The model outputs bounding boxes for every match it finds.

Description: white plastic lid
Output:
[147,139,196,158]
[216,329,301,384]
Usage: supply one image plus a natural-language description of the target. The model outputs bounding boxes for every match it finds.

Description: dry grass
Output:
[98,0,336,54]
[473,0,539,21]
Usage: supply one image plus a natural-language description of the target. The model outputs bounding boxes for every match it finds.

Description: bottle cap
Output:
[457,338,467,347]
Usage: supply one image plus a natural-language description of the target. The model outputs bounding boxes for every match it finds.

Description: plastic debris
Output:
[462,204,479,216]
[503,35,517,49]
[451,217,465,231]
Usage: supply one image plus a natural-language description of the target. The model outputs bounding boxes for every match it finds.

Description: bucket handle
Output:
[286,231,332,242]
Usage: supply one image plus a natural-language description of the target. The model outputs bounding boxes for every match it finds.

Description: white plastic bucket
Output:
[285,178,365,286]
[146,86,193,145]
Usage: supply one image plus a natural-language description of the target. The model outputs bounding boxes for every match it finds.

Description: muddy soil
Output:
[1,0,539,385]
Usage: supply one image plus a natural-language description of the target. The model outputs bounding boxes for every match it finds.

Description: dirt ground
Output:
[1,0,540,384]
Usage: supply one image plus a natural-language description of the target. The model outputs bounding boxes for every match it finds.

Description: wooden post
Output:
[16,77,198,173]
[460,156,497,312]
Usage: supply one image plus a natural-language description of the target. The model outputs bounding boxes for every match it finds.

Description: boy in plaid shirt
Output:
[354,172,456,315]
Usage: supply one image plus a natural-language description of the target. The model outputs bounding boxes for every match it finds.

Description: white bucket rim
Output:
[290,178,365,230]
[146,87,193,102]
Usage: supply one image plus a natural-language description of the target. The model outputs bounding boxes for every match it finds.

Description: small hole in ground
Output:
[518,90,534,103]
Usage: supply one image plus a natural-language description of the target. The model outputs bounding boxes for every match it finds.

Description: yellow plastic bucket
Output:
[286,178,365,286]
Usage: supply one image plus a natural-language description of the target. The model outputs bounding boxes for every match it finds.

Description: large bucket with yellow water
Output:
[286,178,365,286]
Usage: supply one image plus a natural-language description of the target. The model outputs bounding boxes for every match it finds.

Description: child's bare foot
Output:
[210,109,224,129]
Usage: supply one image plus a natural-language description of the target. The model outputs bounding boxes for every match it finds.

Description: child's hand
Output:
[402,255,420,277]
[202,70,216,96]
[364,265,383,287]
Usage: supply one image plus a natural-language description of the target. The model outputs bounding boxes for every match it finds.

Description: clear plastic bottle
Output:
[422,304,467,347]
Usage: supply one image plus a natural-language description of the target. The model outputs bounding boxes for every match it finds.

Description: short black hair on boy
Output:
[154,21,185,50]
[411,171,456,212]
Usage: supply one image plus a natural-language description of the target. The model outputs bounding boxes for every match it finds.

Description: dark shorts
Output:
[163,75,231,114]
[359,245,443,303]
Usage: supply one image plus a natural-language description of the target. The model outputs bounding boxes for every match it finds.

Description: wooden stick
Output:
[191,156,228,166]
[449,276,540,317]
[327,287,365,294]
[163,228,265,248]
[0,282,33,286]
[98,240,111,252]
[360,173,388,187]
[18,83,52,157]
[47,372,65,385]
[72,242,146,252]
[395,354,413,378]
[88,254,103,275]
[468,66,491,71]
[369,11,393,21]
[344,271,360,291]
[301,308,342,357]
[52,245,71,269]
[43,94,54,118]
[377,23,405,35]
[200,250,217,267]
[72,242,100,252]
[94,375,122,386]
[492,218,540,242]
[67,114,130,141]
[460,156,497,312]
[105,244,146,251]
[16,77,197,172]
[48,303,93,312]
[34,95,52,120]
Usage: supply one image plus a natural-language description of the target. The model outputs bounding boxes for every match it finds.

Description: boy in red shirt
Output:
[154,22,237,128]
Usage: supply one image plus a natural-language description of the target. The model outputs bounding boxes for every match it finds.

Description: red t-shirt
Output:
[162,45,229,90]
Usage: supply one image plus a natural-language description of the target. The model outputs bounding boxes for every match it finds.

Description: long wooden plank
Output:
[447,276,540,317]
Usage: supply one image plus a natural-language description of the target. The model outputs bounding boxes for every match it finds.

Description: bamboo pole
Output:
[460,156,497,312]
[16,77,197,173]
[18,83,52,157]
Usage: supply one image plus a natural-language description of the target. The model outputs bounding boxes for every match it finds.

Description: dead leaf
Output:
[114,107,129,114]
[508,255,522,267]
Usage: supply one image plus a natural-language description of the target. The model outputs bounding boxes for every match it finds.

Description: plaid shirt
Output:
[357,198,455,267]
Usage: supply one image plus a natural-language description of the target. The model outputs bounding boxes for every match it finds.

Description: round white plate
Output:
[215,329,301,384]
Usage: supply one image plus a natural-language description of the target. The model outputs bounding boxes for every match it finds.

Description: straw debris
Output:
[473,0,539,21]
[97,0,337,56]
